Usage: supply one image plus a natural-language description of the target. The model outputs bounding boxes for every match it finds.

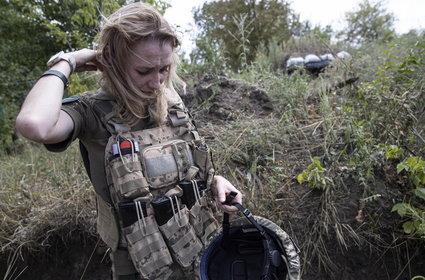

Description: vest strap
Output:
[120,177,149,197]
[185,165,199,181]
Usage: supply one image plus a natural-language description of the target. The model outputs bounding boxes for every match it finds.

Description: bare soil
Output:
[2,74,424,280]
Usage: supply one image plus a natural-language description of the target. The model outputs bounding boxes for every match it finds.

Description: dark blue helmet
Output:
[197,202,301,280]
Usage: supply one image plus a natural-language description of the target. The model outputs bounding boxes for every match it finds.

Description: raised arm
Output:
[15,49,99,144]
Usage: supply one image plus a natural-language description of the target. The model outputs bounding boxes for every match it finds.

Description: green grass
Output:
[0,141,96,254]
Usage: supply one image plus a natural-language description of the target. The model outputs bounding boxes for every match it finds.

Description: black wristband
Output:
[40,70,69,89]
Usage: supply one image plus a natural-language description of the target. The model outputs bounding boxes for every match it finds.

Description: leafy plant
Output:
[182,37,229,80]
[228,13,254,72]
[392,203,425,237]
[385,144,404,160]
[392,156,425,238]
[297,157,333,189]
[397,156,425,188]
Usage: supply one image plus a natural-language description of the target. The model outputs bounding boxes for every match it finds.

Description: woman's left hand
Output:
[212,175,243,213]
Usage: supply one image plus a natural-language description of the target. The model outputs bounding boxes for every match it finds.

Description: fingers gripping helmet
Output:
[198,203,301,280]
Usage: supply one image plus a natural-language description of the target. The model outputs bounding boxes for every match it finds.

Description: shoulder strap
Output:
[88,89,192,135]
[88,93,130,135]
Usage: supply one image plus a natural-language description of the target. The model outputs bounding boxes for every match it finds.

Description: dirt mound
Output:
[181,74,273,123]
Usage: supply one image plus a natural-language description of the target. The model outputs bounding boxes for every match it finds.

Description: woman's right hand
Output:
[70,48,101,73]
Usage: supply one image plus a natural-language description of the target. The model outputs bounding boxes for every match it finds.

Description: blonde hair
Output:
[96,2,184,125]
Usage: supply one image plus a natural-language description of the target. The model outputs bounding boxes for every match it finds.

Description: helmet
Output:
[198,202,301,280]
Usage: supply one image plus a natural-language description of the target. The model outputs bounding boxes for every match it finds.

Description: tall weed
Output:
[0,141,95,253]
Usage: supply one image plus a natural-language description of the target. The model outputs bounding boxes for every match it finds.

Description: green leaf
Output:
[413,176,421,188]
[385,145,403,159]
[313,158,325,171]
[403,221,414,234]
[297,171,307,184]
[392,203,407,217]
[397,162,407,174]
[407,157,419,168]
[414,188,425,200]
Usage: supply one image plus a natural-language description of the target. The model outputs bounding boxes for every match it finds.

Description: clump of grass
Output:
[0,141,96,254]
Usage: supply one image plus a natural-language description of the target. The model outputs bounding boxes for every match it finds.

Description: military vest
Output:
[90,90,220,279]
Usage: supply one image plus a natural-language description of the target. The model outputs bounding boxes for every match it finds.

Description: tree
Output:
[0,0,169,151]
[338,0,395,45]
[193,0,297,71]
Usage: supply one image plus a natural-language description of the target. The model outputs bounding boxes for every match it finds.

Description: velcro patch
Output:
[62,97,80,104]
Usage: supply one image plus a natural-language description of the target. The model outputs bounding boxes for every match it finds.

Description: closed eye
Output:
[137,69,150,75]
[136,66,169,76]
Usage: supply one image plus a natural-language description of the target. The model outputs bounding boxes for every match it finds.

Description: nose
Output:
[148,72,162,90]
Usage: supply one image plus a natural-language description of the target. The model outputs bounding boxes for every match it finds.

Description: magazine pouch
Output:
[157,196,203,268]
[180,180,219,245]
[190,196,219,245]
[123,201,173,279]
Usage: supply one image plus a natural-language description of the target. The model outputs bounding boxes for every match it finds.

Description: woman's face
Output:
[126,39,173,95]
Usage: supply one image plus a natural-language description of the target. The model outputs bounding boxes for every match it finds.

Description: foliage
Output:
[336,34,425,242]
[181,37,229,80]
[0,0,169,152]
[297,157,333,189]
[0,0,114,152]
[392,202,425,237]
[384,144,404,160]
[324,33,425,243]
[193,0,296,71]
[392,156,425,238]
[397,157,425,188]
[337,0,395,45]
[354,35,425,155]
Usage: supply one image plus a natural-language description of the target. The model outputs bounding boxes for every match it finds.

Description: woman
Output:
[16,2,241,279]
